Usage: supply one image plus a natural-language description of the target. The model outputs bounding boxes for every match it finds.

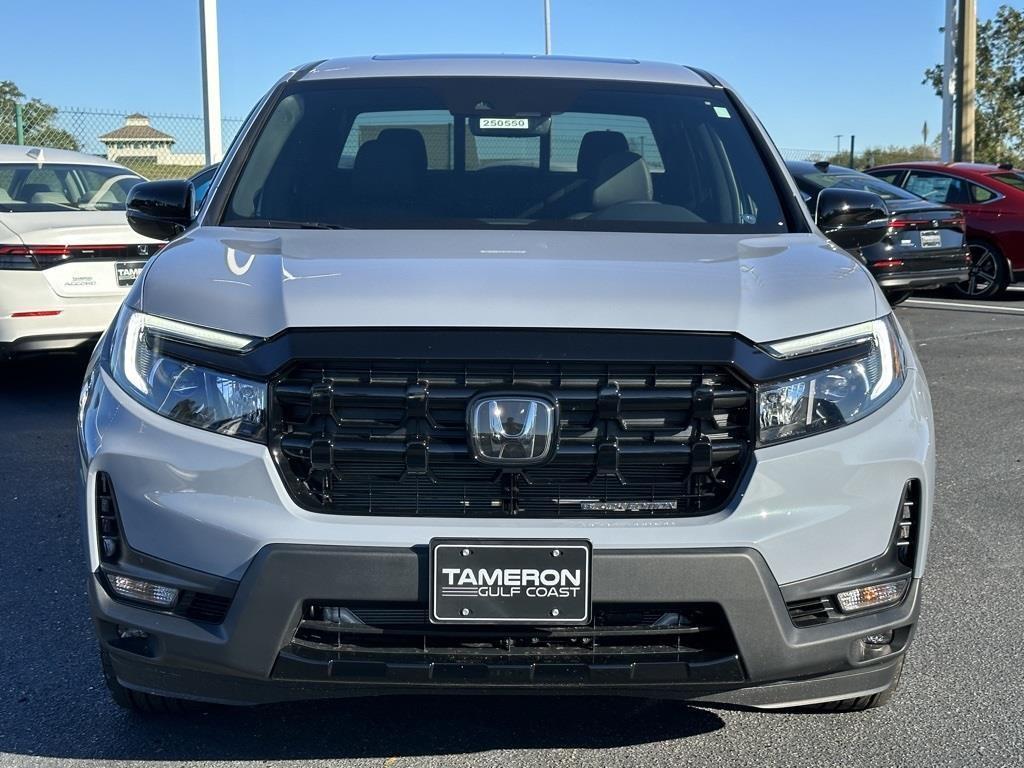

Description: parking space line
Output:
[902,298,1024,315]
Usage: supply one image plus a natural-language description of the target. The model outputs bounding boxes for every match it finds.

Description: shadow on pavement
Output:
[0,351,90,400]
[2,693,725,761]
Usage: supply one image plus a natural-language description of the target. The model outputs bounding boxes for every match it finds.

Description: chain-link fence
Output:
[3,104,839,180]
[0,104,244,180]
[775,147,835,163]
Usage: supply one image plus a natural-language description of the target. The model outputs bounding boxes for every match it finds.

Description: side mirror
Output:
[815,187,889,250]
[126,180,194,241]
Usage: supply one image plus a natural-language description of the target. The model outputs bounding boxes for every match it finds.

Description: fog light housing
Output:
[836,579,908,613]
[117,626,150,640]
[863,631,894,646]
[108,574,179,608]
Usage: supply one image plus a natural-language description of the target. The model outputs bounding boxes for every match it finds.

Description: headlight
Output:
[107,308,266,440]
[757,315,906,445]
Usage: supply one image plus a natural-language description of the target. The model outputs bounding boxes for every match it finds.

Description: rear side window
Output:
[969,183,997,203]
[223,77,790,234]
[868,170,904,186]
[0,164,142,212]
[339,110,455,170]
[991,172,1024,192]
[551,113,664,172]
[802,171,918,202]
[904,171,969,205]
[467,128,540,171]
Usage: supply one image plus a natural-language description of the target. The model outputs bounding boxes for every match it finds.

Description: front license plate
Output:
[430,540,591,625]
[920,230,942,248]
[115,261,146,286]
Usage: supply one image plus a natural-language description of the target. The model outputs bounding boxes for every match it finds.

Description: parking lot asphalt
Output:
[2,291,1023,768]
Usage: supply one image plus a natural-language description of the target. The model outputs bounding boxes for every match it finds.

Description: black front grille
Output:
[293,601,738,663]
[277,601,744,686]
[328,603,698,629]
[270,359,753,518]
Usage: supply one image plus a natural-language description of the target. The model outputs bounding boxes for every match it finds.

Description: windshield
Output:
[800,170,918,202]
[0,163,143,212]
[222,78,789,234]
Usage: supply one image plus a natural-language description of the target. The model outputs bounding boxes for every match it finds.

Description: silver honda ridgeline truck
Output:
[79,55,934,713]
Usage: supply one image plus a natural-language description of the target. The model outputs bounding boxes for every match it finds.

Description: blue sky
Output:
[4,0,1007,151]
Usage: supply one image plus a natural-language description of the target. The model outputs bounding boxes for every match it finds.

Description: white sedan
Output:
[0,144,161,357]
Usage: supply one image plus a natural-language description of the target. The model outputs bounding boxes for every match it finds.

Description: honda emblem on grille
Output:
[468,396,556,466]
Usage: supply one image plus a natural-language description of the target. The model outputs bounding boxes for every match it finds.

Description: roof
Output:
[98,124,174,141]
[300,54,714,88]
[868,160,1012,174]
[0,144,126,167]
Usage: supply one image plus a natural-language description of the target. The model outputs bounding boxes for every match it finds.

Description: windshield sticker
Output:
[478,117,531,130]
[713,106,731,119]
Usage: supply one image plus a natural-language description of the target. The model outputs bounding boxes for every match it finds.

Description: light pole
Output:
[834,134,844,155]
[954,0,976,161]
[200,0,223,164]
[544,0,552,55]
[941,0,956,161]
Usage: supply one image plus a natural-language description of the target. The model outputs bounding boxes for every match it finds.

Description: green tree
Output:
[924,4,1024,166]
[0,81,80,150]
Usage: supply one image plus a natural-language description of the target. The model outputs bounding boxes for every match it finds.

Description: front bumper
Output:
[92,544,919,708]
[81,355,933,707]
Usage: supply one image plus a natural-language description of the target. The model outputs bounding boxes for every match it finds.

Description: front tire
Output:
[99,648,201,714]
[952,241,1009,299]
[884,290,913,306]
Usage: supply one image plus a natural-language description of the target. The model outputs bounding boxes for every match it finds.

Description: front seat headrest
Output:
[577,131,629,178]
[376,128,428,171]
[31,191,72,205]
[592,151,653,210]
[352,130,428,201]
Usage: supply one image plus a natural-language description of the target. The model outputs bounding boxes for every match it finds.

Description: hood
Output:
[140,228,883,344]
[0,210,159,245]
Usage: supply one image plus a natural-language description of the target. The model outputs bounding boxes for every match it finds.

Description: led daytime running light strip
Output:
[762,320,878,360]
[142,313,257,352]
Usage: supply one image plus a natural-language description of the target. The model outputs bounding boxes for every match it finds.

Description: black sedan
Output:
[788,161,970,304]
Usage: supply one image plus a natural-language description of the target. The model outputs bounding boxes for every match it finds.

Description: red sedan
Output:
[866,162,1024,298]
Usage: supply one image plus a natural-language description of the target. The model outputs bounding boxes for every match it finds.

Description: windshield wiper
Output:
[224,219,351,230]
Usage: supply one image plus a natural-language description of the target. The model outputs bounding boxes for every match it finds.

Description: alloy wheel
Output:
[954,244,1002,298]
